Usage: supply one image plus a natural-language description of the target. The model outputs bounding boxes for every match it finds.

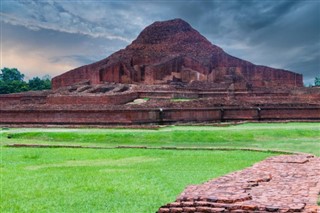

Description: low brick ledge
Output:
[157,154,320,213]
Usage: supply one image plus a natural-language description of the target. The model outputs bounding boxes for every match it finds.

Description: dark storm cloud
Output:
[169,0,319,84]
[1,0,319,84]
[234,0,300,30]
[1,0,136,41]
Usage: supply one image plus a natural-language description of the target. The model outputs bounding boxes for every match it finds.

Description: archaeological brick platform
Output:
[157,154,320,213]
[0,84,319,126]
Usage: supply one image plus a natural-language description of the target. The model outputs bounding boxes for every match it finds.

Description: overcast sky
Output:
[1,0,319,84]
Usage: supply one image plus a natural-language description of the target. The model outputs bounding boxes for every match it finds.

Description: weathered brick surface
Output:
[0,107,319,125]
[52,19,303,89]
[0,84,319,125]
[158,155,320,213]
[46,92,138,105]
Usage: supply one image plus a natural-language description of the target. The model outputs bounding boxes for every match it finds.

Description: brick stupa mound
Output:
[52,19,302,90]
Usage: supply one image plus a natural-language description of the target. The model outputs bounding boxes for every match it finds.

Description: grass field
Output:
[1,148,273,212]
[1,122,319,212]
[1,122,319,155]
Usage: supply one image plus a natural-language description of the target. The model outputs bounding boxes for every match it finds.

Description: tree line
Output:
[0,67,51,94]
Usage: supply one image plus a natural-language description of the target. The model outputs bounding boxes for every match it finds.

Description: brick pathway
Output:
[158,154,320,213]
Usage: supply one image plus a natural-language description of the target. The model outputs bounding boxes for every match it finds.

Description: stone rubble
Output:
[158,154,320,213]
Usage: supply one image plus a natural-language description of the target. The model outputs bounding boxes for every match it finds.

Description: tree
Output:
[0,67,51,94]
[0,67,29,94]
[315,77,320,86]
[28,76,51,91]
[0,67,25,82]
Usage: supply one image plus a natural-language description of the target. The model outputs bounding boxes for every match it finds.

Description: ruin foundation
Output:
[158,154,320,213]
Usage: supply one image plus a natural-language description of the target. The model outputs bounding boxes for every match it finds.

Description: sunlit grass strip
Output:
[1,122,319,155]
[1,147,274,213]
[170,98,194,101]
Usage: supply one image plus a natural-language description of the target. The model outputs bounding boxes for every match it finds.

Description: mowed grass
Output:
[1,122,319,155]
[1,122,319,212]
[0,148,273,213]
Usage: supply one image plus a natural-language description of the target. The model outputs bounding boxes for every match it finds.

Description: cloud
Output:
[49,55,96,66]
[1,22,127,78]
[179,0,320,84]
[1,0,133,42]
[2,45,75,80]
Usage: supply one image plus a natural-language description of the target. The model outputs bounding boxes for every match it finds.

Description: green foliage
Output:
[28,76,51,91]
[315,76,320,86]
[0,67,25,81]
[0,147,272,212]
[0,67,51,94]
[0,68,29,94]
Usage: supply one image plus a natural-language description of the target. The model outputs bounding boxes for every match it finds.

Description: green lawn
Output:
[1,122,319,155]
[1,122,319,212]
[0,148,273,213]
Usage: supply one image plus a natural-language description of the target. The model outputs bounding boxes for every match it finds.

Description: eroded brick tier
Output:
[0,84,319,125]
[52,19,303,90]
[158,154,320,213]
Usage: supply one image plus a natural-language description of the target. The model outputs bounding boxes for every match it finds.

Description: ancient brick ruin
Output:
[52,19,303,90]
[158,154,320,213]
[0,19,319,213]
[0,84,319,125]
[0,18,319,126]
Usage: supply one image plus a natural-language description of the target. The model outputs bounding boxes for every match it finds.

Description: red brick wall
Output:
[0,94,47,105]
[47,93,138,105]
[1,107,319,125]
[51,58,303,89]
[261,108,320,120]
[52,65,100,89]
[163,109,221,122]
[0,109,158,125]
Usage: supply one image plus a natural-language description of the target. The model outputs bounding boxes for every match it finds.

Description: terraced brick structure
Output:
[52,19,303,90]
[157,154,320,213]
